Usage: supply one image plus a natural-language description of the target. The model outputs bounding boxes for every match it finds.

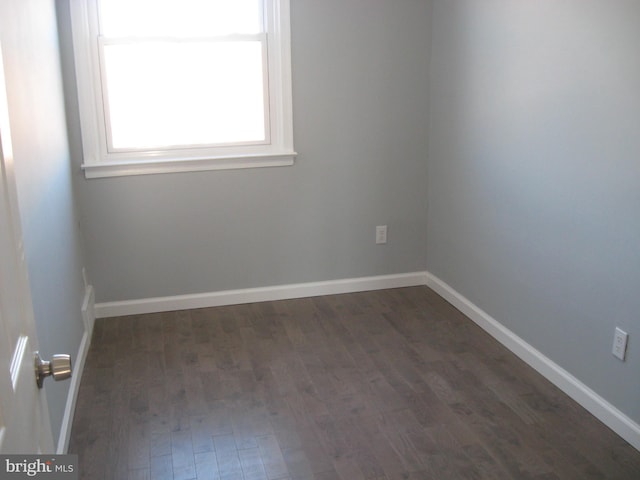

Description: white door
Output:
[0,44,54,454]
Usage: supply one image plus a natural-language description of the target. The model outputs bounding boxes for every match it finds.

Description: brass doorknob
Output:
[35,352,72,388]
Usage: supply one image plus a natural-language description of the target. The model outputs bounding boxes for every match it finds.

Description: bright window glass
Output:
[102,40,267,150]
[99,0,262,37]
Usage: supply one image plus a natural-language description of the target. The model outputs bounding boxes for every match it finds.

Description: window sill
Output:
[81,151,297,179]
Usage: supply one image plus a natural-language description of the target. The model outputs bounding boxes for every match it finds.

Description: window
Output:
[70,0,295,178]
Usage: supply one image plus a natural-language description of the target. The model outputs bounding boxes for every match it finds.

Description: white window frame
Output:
[70,0,295,178]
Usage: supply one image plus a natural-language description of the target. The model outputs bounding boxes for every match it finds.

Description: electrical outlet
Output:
[612,327,628,361]
[376,225,387,244]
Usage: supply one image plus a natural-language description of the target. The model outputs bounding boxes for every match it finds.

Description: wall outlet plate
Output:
[376,225,387,244]
[612,327,628,361]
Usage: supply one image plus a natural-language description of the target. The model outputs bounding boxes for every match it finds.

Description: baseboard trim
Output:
[94,272,429,318]
[426,272,640,452]
[81,285,95,337]
[57,286,95,454]
[56,330,89,454]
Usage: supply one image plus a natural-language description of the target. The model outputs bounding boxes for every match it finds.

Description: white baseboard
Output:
[57,285,95,454]
[94,272,429,318]
[81,285,95,337]
[426,272,640,452]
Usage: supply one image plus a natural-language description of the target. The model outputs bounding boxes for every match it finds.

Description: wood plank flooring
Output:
[68,287,640,479]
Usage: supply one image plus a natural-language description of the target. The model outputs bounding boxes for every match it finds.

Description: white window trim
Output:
[70,0,296,179]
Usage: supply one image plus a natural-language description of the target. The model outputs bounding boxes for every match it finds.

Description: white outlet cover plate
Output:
[376,225,387,244]
[612,327,628,361]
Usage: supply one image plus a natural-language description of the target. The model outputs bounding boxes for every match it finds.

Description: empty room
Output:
[0,0,639,479]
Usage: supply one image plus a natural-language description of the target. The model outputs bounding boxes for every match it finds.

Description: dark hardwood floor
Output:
[68,287,640,479]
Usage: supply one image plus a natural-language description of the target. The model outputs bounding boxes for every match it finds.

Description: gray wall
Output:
[427,0,640,423]
[0,0,87,445]
[60,0,432,302]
